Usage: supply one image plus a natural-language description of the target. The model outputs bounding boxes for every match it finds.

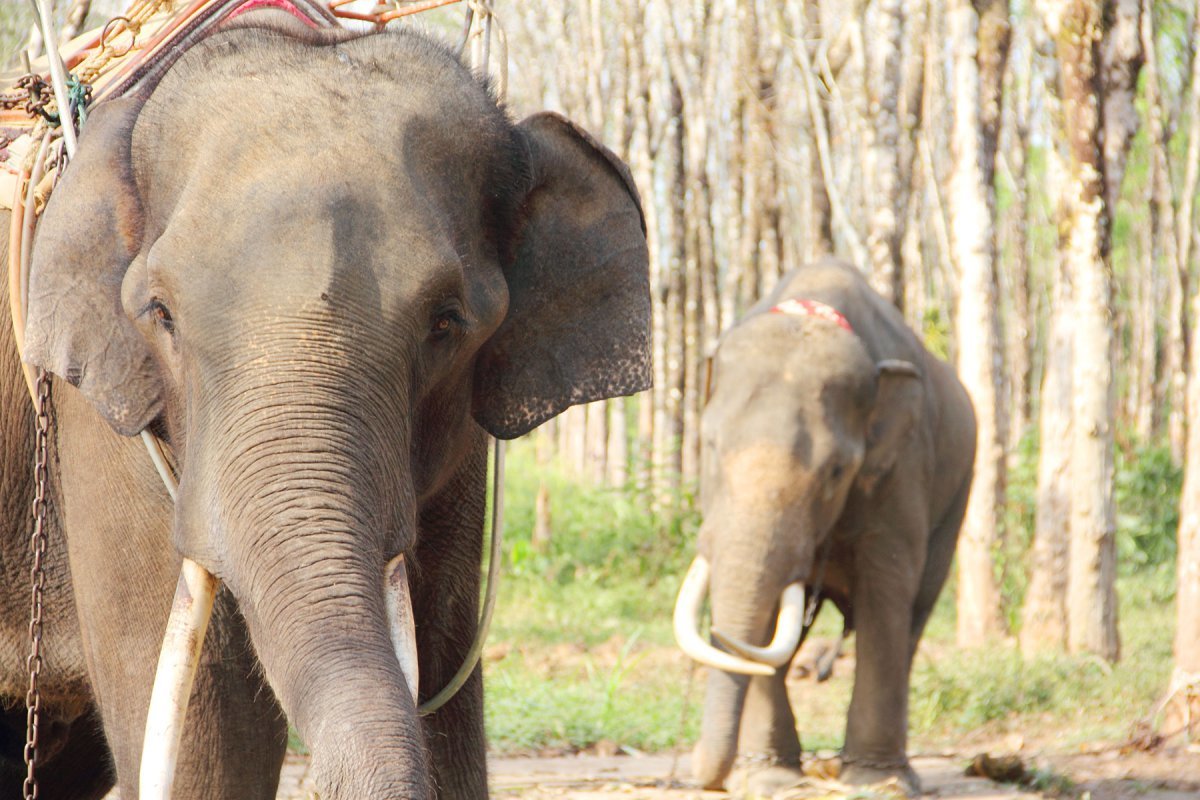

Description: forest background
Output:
[3,0,1199,767]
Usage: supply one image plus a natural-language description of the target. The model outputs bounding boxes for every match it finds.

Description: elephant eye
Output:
[430,307,464,340]
[146,300,176,335]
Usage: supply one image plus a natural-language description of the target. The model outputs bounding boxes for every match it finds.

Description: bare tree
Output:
[1054,0,1121,662]
[1001,14,1034,450]
[949,0,1010,647]
[1022,235,1073,652]
[1138,0,1181,444]
[865,0,905,306]
[1172,1,1200,741]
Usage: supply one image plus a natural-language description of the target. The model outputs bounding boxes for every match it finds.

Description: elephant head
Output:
[24,24,649,798]
[674,309,921,789]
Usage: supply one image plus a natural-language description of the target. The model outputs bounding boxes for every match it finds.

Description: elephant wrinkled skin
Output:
[0,18,649,800]
[681,260,975,795]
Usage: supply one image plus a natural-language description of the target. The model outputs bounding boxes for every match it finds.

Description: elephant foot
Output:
[840,757,920,796]
[728,762,806,799]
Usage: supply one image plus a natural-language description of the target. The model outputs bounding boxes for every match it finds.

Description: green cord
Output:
[65,74,91,127]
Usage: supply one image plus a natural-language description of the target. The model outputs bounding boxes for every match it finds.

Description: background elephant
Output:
[675,259,974,795]
[0,16,649,800]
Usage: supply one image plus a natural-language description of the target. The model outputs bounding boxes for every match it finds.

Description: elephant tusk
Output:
[385,554,420,704]
[673,556,775,677]
[140,558,219,800]
[711,581,806,668]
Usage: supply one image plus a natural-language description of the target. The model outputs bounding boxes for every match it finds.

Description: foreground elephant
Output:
[675,260,974,795]
[0,17,649,800]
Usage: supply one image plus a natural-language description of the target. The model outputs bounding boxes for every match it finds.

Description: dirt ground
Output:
[268,744,1200,799]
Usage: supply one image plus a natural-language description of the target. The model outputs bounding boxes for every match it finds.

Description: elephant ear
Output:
[472,112,651,439]
[22,97,162,436]
[856,359,923,495]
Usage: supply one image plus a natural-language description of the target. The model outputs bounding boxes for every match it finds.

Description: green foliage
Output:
[1115,442,1182,570]
[921,308,951,362]
[999,429,1040,621]
[500,438,699,585]
[1,6,35,69]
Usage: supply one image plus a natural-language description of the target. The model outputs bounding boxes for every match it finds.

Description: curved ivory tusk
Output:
[385,554,420,704]
[711,581,806,668]
[140,558,219,800]
[673,556,775,677]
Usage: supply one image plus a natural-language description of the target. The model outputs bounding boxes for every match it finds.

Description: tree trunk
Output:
[607,399,629,487]
[793,3,868,269]
[659,72,687,499]
[1003,15,1033,449]
[804,0,834,261]
[865,0,905,307]
[1099,0,1144,213]
[1021,256,1073,654]
[949,0,1009,648]
[586,400,608,485]
[1021,38,1071,654]
[1173,7,1200,463]
[899,0,929,329]
[1139,0,1177,443]
[1171,3,1200,739]
[626,0,656,493]
[1057,0,1120,663]
[533,429,553,553]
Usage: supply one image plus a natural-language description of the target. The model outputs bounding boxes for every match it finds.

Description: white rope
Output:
[418,438,504,715]
[415,2,507,716]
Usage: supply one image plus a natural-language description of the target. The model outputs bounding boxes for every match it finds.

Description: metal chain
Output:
[23,368,52,800]
[0,75,56,121]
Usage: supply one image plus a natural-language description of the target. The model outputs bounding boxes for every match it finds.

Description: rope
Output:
[416,1,507,715]
[73,0,180,87]
[418,438,504,715]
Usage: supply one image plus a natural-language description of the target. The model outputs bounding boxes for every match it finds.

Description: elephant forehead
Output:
[133,31,511,217]
[721,443,811,507]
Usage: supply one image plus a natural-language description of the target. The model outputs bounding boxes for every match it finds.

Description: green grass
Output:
[909,572,1174,746]
[482,435,1181,756]
[485,634,702,753]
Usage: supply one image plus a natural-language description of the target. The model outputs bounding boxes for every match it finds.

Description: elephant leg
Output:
[733,669,805,797]
[841,504,927,792]
[0,703,115,800]
[414,433,490,800]
[76,586,287,799]
[909,474,971,657]
[55,388,286,798]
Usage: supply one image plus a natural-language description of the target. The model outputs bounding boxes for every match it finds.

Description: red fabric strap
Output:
[769,298,853,333]
[226,0,322,27]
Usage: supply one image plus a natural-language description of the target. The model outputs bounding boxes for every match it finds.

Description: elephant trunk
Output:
[694,666,751,789]
[221,502,429,798]
[687,524,809,790]
[175,374,431,799]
